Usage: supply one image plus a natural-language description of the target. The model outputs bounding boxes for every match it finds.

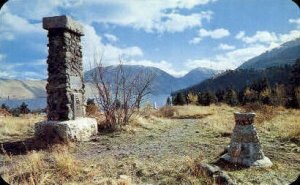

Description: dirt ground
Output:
[0,105,299,184]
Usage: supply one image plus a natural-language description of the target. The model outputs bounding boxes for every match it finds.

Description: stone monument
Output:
[220,112,272,167]
[35,15,97,142]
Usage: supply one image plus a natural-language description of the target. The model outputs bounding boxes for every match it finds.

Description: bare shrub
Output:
[186,154,205,177]
[90,57,155,131]
[139,103,156,118]
[86,103,99,117]
[156,106,178,118]
[0,108,11,117]
[242,103,279,124]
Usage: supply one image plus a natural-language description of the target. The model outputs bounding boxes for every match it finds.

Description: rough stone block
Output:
[43,15,84,35]
[35,118,97,142]
[221,153,273,168]
[220,112,272,168]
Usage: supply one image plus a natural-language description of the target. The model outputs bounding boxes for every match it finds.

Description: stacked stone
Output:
[35,16,97,142]
[221,112,272,167]
[43,15,85,121]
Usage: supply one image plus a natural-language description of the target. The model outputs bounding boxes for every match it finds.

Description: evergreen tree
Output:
[11,108,21,117]
[215,89,225,102]
[187,92,198,105]
[166,97,172,106]
[1,103,9,111]
[270,84,286,106]
[224,89,239,106]
[172,92,187,106]
[198,91,217,106]
[241,87,256,104]
[250,77,270,93]
[19,102,30,114]
[259,88,272,105]
[286,59,300,108]
[87,98,95,105]
[290,59,300,86]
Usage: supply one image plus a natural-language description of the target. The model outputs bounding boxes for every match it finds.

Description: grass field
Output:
[0,104,299,184]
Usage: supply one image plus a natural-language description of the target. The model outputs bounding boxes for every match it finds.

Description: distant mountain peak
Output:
[84,65,218,95]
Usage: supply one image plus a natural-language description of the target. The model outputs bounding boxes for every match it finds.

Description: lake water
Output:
[0,94,170,111]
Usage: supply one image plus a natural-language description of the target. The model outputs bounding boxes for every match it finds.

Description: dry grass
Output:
[156,104,300,140]
[155,106,178,118]
[239,103,300,141]
[0,108,11,117]
[2,144,97,185]
[3,150,51,185]
[0,104,299,184]
[259,108,300,142]
[242,103,284,125]
[156,105,214,119]
[0,114,44,140]
[156,104,237,134]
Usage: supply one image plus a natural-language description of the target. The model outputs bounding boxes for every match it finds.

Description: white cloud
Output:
[152,12,212,33]
[189,28,230,44]
[199,28,230,38]
[82,24,143,70]
[279,30,300,43]
[191,28,300,71]
[104,33,118,42]
[0,54,5,62]
[186,44,268,70]
[0,8,42,41]
[289,18,300,28]
[189,37,202,44]
[217,43,236,50]
[188,27,300,70]
[236,31,278,44]
[127,59,187,77]
[236,30,300,47]
[0,71,14,79]
[72,0,215,33]
[235,31,245,39]
[0,59,47,79]
[6,0,216,33]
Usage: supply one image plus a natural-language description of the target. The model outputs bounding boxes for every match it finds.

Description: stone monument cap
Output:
[234,112,256,118]
[234,112,256,125]
[43,15,84,36]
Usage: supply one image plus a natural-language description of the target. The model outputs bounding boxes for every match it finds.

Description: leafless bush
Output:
[90,57,155,131]
[242,103,279,124]
[156,106,178,118]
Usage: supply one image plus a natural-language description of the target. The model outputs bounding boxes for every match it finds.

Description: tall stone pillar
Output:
[35,15,97,142]
[43,15,85,121]
[221,112,272,167]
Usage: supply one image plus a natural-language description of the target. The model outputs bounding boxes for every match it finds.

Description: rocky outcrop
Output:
[196,163,236,185]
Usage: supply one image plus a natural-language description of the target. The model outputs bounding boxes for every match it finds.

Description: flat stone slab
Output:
[43,15,84,35]
[35,117,97,142]
[221,153,273,168]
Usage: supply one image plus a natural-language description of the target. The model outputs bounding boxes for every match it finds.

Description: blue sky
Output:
[0,0,299,79]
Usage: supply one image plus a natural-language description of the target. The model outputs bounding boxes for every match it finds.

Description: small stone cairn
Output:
[221,112,272,167]
[35,15,97,142]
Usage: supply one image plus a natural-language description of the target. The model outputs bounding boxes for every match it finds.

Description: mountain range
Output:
[1,36,299,108]
[177,37,300,94]
[84,65,218,95]
[0,66,218,100]
[238,38,300,69]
